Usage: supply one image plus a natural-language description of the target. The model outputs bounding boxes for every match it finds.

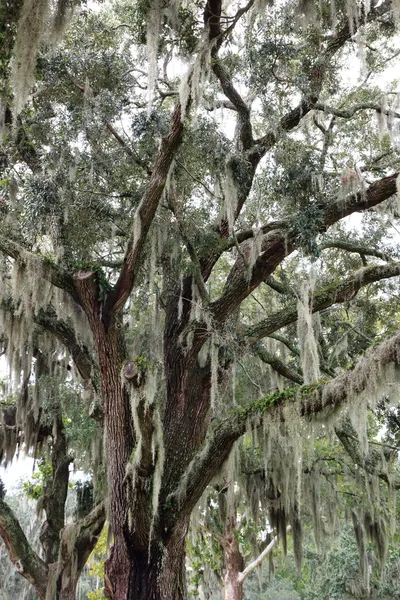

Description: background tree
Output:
[0,362,105,599]
[1,1,400,599]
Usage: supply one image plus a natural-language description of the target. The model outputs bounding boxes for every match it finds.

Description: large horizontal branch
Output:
[210,173,398,324]
[0,498,48,599]
[243,261,400,343]
[174,327,400,516]
[104,103,183,316]
[314,101,400,121]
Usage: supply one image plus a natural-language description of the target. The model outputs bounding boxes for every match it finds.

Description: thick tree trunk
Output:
[105,521,188,600]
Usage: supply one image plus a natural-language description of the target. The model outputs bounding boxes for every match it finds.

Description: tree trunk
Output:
[223,537,244,600]
[105,521,188,600]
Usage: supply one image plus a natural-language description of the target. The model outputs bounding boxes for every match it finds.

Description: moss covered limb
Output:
[172,329,400,518]
[40,412,72,565]
[210,174,398,325]
[36,306,98,387]
[319,240,392,262]
[335,420,399,488]
[0,498,48,599]
[0,296,98,390]
[248,0,391,164]
[55,500,105,596]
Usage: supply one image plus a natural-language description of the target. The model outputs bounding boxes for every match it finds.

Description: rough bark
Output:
[104,518,189,600]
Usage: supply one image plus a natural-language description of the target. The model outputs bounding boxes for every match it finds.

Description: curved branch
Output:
[314,101,400,120]
[319,240,392,261]
[0,498,48,599]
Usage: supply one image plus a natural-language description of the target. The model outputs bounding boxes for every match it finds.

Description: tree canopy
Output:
[1,0,400,599]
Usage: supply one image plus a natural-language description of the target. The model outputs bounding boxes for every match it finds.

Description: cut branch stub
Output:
[73,270,100,320]
[122,361,144,387]
[75,270,94,280]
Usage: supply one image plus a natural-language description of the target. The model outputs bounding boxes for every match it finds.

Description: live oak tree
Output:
[1,0,400,599]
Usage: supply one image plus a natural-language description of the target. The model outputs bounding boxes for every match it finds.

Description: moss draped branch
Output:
[252,341,303,385]
[0,234,77,298]
[172,328,400,517]
[36,306,98,387]
[319,240,392,262]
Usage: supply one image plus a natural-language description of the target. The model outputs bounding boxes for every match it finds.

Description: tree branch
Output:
[248,0,392,164]
[56,501,106,593]
[174,327,400,516]
[252,342,303,385]
[314,101,400,121]
[36,306,98,386]
[210,173,398,324]
[319,240,392,262]
[0,235,77,299]
[0,498,48,599]
[237,526,291,584]
[244,261,400,343]
[199,0,381,280]
[104,103,183,316]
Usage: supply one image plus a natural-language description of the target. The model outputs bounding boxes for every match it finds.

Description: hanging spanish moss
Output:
[221,164,238,234]
[50,0,76,44]
[297,271,320,383]
[247,227,263,282]
[146,0,163,115]
[352,510,370,594]
[11,0,50,115]
[266,339,284,391]
[179,39,213,121]
[345,0,358,36]
[392,0,400,27]
[210,334,219,411]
